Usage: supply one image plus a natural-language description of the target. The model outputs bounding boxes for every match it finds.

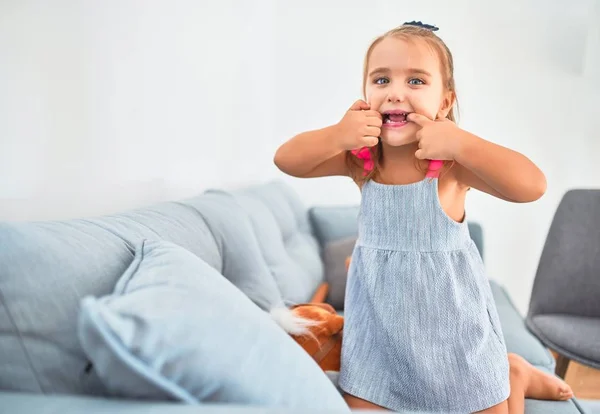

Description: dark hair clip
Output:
[403,21,439,31]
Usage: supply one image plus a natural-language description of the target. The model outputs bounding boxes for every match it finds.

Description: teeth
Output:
[382,111,409,123]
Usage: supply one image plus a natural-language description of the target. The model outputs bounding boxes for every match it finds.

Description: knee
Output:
[508,353,526,381]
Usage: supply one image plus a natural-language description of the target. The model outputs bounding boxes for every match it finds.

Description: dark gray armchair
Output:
[526,189,600,378]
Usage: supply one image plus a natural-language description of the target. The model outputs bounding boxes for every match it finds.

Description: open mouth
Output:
[382,110,411,127]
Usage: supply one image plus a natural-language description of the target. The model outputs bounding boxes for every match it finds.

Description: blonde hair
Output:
[347,24,458,183]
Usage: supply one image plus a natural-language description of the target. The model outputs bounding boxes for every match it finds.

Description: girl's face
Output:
[364,36,453,147]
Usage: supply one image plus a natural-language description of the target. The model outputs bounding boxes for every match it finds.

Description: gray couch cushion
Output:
[209,181,323,305]
[490,281,556,370]
[309,206,360,246]
[0,391,353,414]
[0,201,221,395]
[180,192,283,311]
[0,389,585,414]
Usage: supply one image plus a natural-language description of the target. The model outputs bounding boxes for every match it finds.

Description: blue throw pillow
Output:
[77,240,349,410]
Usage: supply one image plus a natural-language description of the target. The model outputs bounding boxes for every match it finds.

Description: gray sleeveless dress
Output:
[338,177,510,413]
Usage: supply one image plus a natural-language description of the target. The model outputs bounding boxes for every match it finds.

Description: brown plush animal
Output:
[271,265,351,371]
[290,303,343,371]
[271,302,344,372]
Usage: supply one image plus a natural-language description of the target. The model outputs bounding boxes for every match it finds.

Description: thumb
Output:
[407,112,431,126]
[415,148,426,160]
[349,99,370,111]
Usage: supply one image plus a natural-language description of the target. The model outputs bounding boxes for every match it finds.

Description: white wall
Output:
[1,0,599,314]
[583,0,600,182]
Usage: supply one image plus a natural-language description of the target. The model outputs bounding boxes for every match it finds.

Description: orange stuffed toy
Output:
[287,303,343,372]
[271,264,350,371]
[271,260,352,372]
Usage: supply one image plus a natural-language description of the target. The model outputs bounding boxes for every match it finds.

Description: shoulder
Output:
[440,161,471,193]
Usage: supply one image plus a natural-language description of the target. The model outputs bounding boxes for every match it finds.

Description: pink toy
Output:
[425,159,444,178]
[351,147,374,176]
[351,147,443,178]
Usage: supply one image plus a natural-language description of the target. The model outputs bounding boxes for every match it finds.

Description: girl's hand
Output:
[335,100,382,151]
[407,113,463,161]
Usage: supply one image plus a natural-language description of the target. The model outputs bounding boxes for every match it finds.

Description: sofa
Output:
[0,179,587,413]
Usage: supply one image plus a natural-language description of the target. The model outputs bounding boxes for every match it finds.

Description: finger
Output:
[415,149,426,159]
[350,99,370,111]
[363,126,381,137]
[362,136,380,147]
[407,112,432,126]
[365,116,382,127]
[367,94,386,113]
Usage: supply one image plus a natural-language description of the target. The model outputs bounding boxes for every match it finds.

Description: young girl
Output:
[274,22,573,413]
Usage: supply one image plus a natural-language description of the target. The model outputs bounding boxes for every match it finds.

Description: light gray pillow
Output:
[78,239,349,410]
[322,237,357,310]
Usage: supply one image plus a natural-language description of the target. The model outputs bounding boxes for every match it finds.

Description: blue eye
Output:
[408,78,425,85]
[374,77,389,85]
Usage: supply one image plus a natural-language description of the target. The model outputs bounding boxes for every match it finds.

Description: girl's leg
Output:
[506,354,527,414]
[477,353,574,414]
[343,392,390,411]
[506,353,573,414]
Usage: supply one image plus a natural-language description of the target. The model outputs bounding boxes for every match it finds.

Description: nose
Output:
[386,86,406,103]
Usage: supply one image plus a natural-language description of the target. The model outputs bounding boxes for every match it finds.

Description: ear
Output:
[290,302,336,313]
[329,314,344,334]
[436,90,455,120]
[306,303,336,314]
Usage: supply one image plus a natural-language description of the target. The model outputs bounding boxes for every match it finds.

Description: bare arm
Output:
[407,112,546,203]
[273,125,350,178]
[274,100,381,178]
[454,131,547,203]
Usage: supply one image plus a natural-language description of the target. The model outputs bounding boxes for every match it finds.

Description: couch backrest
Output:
[0,181,322,396]
[206,181,324,306]
[0,199,223,395]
